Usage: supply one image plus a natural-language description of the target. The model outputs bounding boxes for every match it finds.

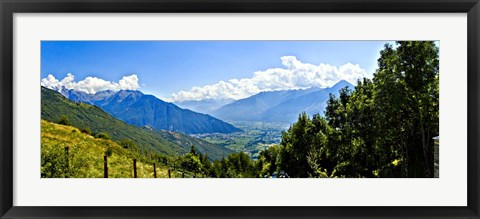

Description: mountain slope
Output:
[61,89,240,134]
[212,80,353,123]
[212,87,322,121]
[41,87,233,160]
[262,80,354,123]
[174,99,234,115]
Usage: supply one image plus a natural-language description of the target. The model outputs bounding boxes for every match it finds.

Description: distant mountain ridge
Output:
[174,99,234,115]
[261,80,354,123]
[212,80,354,123]
[56,88,241,135]
[41,87,233,160]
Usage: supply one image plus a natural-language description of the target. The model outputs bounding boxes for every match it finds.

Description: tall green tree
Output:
[396,41,439,177]
[306,114,335,177]
[370,41,439,177]
[346,78,378,177]
[278,112,314,177]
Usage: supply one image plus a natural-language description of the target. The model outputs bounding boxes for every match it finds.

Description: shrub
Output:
[58,115,71,126]
[80,127,92,135]
[41,144,66,178]
[96,132,111,140]
[105,147,113,157]
[118,139,138,150]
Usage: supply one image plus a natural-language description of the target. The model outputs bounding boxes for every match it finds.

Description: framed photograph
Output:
[1,0,479,218]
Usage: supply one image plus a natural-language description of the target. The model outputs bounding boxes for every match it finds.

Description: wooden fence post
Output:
[153,163,157,178]
[182,172,184,178]
[104,155,108,178]
[133,158,137,178]
[168,169,171,178]
[64,146,69,178]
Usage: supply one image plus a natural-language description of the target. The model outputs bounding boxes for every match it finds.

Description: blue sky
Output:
[41,41,390,101]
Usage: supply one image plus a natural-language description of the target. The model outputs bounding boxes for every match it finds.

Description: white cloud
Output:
[171,56,368,101]
[41,73,140,94]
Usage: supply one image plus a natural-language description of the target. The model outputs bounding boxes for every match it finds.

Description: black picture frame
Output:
[1,0,479,218]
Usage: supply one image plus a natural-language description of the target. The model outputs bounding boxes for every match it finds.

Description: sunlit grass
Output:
[41,120,172,178]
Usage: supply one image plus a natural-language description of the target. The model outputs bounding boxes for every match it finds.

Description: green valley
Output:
[192,121,287,159]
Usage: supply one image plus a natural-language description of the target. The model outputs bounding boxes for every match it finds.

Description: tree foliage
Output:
[265,41,439,178]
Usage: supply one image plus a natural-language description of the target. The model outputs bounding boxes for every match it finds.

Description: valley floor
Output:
[191,121,288,159]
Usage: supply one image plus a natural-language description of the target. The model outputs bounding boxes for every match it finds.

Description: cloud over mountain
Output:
[41,56,368,100]
[41,73,139,94]
[171,56,368,101]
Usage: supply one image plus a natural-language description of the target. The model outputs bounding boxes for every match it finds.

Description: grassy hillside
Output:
[41,120,171,178]
[41,87,233,160]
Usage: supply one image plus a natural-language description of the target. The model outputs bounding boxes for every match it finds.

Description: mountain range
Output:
[58,88,241,134]
[53,79,353,134]
[212,80,354,123]
[41,86,233,160]
[174,99,234,115]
